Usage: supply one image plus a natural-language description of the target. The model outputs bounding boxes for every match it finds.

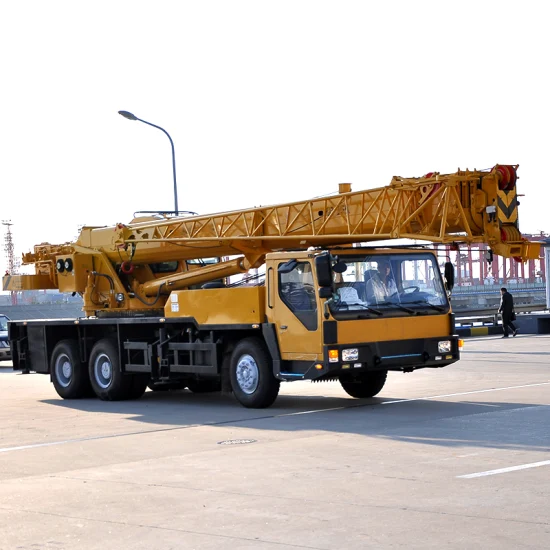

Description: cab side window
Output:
[278,262,318,331]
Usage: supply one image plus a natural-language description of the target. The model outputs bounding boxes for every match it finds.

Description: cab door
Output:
[266,260,323,361]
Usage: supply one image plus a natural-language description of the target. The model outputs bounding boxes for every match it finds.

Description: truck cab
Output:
[264,248,459,384]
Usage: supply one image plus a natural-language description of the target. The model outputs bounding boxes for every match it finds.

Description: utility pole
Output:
[2,221,18,305]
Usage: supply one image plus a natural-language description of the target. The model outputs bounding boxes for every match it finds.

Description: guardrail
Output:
[454,304,548,326]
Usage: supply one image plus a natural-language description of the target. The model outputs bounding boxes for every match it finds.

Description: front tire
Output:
[230,338,279,408]
[89,338,133,400]
[339,370,388,398]
[51,339,91,399]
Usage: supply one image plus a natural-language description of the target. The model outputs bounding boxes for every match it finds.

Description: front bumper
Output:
[301,336,460,380]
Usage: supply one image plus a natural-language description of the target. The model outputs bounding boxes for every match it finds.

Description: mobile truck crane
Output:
[4,164,538,408]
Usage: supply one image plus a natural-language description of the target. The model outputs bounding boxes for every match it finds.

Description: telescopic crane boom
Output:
[4,164,538,317]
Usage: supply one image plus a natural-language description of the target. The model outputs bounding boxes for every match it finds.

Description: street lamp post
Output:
[118,110,179,215]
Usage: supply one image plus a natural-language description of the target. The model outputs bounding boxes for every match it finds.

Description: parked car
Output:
[0,314,11,361]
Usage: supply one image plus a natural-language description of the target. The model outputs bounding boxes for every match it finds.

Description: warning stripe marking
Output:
[497,190,518,223]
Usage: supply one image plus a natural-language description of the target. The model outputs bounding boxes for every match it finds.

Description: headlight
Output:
[438,340,452,354]
[341,348,359,362]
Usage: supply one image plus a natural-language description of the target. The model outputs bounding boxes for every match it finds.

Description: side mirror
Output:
[332,261,348,274]
[444,261,455,292]
[314,253,332,287]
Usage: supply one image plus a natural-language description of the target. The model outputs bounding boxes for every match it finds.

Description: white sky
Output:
[1,1,548,279]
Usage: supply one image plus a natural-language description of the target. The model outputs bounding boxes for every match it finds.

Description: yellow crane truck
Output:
[3,164,538,407]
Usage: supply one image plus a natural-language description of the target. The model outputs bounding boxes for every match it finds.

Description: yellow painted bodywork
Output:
[56,254,94,293]
[265,273,323,361]
[165,286,265,325]
[2,274,56,291]
[336,315,452,344]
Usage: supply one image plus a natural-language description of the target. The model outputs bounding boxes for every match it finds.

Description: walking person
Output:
[499,287,517,338]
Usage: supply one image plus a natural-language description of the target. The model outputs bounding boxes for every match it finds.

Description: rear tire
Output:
[339,370,387,398]
[230,338,279,408]
[89,338,133,400]
[51,339,91,399]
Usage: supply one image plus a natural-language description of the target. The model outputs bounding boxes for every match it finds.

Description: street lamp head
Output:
[118,110,138,121]
[118,111,179,213]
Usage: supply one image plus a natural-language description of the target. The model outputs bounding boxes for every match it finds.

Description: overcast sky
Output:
[1,1,548,279]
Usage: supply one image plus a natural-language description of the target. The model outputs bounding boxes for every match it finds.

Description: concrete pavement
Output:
[0,336,549,549]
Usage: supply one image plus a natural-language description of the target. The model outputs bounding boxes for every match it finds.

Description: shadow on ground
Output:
[39,387,550,453]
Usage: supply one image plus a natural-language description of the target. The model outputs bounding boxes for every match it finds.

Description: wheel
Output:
[339,370,388,398]
[50,339,91,399]
[187,379,221,393]
[88,338,133,400]
[230,337,280,408]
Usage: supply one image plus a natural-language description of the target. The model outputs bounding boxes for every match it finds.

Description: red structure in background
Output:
[434,234,547,287]
[2,221,19,305]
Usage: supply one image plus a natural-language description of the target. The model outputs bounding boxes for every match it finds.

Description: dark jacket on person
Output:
[499,291,514,318]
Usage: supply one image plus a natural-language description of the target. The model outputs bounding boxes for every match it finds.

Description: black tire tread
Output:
[339,370,387,399]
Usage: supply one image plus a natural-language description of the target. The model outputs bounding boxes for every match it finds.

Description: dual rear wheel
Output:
[50,338,147,400]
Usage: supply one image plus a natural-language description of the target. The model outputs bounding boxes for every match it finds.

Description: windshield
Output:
[329,252,449,318]
[0,315,8,332]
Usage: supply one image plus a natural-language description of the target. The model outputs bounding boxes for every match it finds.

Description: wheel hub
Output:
[62,361,72,379]
[101,362,111,379]
[94,353,113,389]
[236,354,259,395]
[55,353,72,388]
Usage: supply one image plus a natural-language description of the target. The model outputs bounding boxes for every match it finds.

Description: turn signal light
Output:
[458,339,464,350]
[328,349,339,363]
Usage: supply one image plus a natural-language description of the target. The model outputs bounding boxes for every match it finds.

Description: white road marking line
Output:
[380,381,550,405]
[279,406,347,417]
[253,382,550,418]
[0,437,101,453]
[458,460,550,479]
[1,381,549,453]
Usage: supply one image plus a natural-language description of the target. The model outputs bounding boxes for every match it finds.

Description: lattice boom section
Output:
[121,184,477,246]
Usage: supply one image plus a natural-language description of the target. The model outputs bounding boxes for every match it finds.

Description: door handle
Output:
[280,325,288,330]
